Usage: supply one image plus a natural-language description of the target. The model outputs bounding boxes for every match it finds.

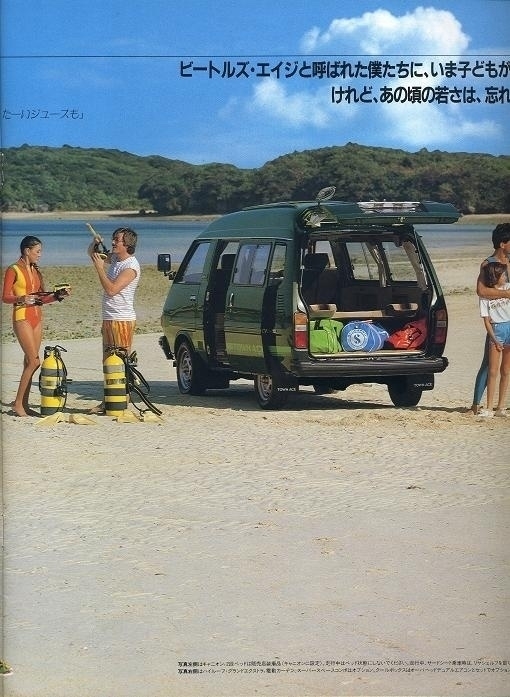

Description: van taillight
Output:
[433,309,448,343]
[294,312,308,349]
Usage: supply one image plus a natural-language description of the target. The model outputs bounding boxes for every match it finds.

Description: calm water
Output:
[0,218,208,267]
[0,217,493,268]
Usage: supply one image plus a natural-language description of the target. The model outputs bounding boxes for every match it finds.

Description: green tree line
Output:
[1,143,509,214]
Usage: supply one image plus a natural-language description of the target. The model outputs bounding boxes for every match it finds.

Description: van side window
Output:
[387,239,427,286]
[269,243,286,281]
[345,242,381,282]
[233,243,271,285]
[175,242,211,284]
[313,240,335,268]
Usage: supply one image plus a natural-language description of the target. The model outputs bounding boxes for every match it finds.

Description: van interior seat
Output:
[303,252,330,271]
[221,254,236,272]
[340,285,393,311]
[211,254,236,312]
[301,253,339,305]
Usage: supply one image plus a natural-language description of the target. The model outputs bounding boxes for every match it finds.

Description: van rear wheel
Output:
[388,380,423,407]
[176,341,207,395]
[254,373,289,410]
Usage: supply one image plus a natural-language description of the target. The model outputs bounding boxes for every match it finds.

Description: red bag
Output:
[387,318,428,349]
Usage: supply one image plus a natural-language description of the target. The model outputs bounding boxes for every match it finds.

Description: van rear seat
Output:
[301,253,339,305]
[340,285,392,311]
[210,254,236,312]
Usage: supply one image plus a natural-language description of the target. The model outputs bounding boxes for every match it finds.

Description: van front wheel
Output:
[176,341,207,395]
[254,373,289,410]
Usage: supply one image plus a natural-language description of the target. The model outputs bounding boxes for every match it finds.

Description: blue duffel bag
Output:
[340,321,389,351]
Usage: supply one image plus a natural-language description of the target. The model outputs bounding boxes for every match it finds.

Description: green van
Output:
[158,192,460,409]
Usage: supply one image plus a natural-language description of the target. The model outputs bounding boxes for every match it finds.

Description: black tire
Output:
[176,341,207,395]
[254,372,289,410]
[388,380,423,407]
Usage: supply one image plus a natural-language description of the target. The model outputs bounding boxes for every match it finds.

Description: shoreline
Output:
[1,210,221,222]
[2,210,509,225]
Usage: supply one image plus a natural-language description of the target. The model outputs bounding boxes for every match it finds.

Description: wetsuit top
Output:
[2,260,54,326]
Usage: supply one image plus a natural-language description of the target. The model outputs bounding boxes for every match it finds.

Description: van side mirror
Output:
[157,253,175,279]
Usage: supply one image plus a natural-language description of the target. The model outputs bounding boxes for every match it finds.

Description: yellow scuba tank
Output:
[103,349,127,416]
[39,345,68,415]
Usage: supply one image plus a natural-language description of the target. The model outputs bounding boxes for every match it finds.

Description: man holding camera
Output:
[88,226,140,414]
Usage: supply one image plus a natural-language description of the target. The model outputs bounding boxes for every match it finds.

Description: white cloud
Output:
[251,79,347,128]
[241,7,500,153]
[381,101,500,148]
[295,6,496,150]
[300,7,470,55]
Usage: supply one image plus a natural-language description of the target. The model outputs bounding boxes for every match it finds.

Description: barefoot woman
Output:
[2,236,69,416]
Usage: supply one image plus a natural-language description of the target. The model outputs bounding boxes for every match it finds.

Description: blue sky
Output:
[1,0,509,168]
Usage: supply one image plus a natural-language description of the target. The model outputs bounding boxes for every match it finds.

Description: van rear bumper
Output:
[290,354,448,378]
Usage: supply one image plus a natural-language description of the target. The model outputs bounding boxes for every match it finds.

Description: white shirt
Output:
[102,255,140,320]
[480,282,510,324]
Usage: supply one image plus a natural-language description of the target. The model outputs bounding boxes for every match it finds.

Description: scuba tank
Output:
[103,348,127,416]
[39,345,68,415]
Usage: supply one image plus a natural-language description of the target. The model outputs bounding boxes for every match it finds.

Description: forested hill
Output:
[1,143,509,215]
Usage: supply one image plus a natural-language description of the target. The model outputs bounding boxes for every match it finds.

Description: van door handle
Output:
[227,292,234,309]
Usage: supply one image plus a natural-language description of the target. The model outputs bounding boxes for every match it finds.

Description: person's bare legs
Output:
[12,320,42,416]
[485,343,500,413]
[496,348,509,413]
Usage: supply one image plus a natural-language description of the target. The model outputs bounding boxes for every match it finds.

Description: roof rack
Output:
[358,201,422,212]
[299,200,460,227]
[242,200,461,226]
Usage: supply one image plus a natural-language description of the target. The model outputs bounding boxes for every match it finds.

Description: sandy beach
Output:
[1,226,509,696]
